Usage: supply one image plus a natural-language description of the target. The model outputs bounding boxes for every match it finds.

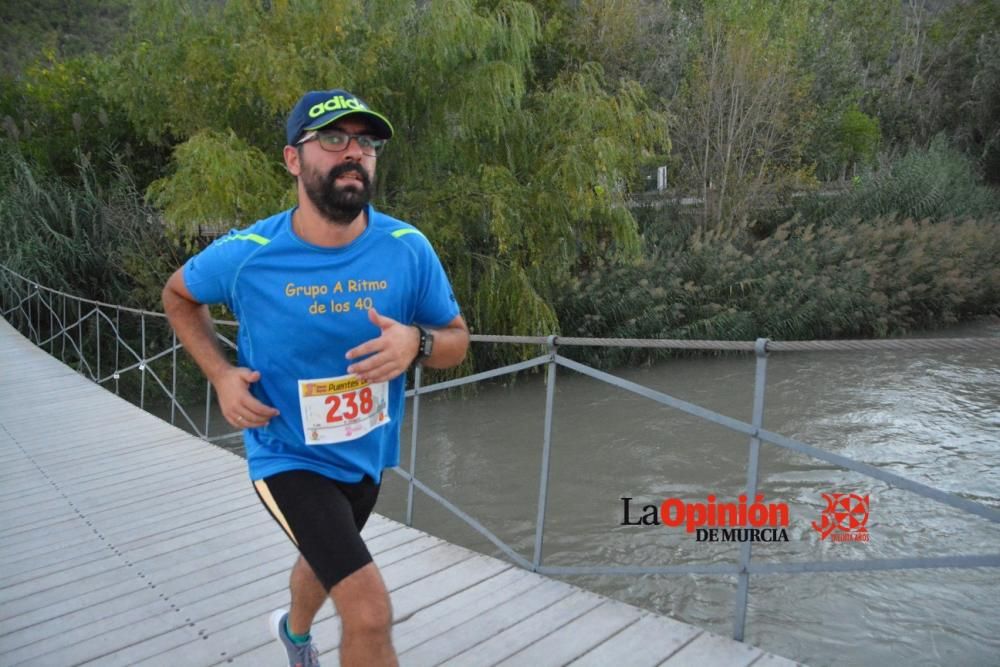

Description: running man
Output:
[162,88,469,667]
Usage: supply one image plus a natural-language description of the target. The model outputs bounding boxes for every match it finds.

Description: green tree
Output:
[868,0,1000,174]
[102,0,668,354]
[0,53,163,187]
[147,129,294,243]
[672,0,815,230]
[794,0,896,180]
[0,0,131,77]
[829,105,880,180]
[968,32,1000,182]
[923,1,1000,182]
[561,0,696,102]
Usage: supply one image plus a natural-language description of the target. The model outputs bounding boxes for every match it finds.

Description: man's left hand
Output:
[345,308,420,382]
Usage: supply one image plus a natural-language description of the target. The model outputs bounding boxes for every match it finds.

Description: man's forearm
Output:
[421,322,469,370]
[162,286,233,384]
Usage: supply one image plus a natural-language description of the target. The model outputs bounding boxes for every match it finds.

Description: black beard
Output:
[303,162,373,225]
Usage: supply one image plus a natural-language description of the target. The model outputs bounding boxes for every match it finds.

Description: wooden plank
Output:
[4,412,170,448]
[397,579,575,665]
[569,613,702,666]
[19,608,197,667]
[361,523,425,554]
[436,590,605,666]
[66,470,249,519]
[1,500,259,565]
[379,542,477,591]
[2,542,118,586]
[131,517,281,572]
[1,488,258,571]
[0,558,134,614]
[3,405,144,437]
[153,541,295,603]
[122,512,275,564]
[6,538,295,659]
[128,589,300,667]
[0,589,169,664]
[97,486,256,537]
[392,567,541,652]
[49,456,239,499]
[660,631,764,666]
[750,653,803,667]
[1,501,82,533]
[113,504,262,551]
[34,439,226,484]
[55,540,308,665]
[1,522,100,561]
[0,579,150,635]
[495,599,642,666]
[7,429,200,470]
[373,535,443,568]
[390,554,512,622]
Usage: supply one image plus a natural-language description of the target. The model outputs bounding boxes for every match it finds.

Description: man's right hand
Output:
[212,366,280,429]
[162,268,279,430]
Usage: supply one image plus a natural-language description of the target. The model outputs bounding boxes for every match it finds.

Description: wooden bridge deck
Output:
[0,318,800,666]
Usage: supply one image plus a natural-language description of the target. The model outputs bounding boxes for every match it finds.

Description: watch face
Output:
[422,328,434,357]
[416,325,433,360]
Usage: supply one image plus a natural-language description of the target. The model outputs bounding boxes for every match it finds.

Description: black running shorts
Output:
[253,470,381,591]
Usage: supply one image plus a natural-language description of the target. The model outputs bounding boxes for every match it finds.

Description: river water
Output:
[202,319,1000,666]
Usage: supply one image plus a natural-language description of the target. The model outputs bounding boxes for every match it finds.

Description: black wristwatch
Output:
[414,324,434,363]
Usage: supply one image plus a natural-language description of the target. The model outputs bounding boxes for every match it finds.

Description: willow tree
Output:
[672,0,813,230]
[104,0,669,354]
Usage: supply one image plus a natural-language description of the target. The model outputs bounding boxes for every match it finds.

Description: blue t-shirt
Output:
[183,205,460,483]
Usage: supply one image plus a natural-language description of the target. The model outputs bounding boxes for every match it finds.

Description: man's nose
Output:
[342,136,365,160]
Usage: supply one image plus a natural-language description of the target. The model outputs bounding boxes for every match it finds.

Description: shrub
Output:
[557,213,1000,366]
[0,141,183,309]
[800,137,1000,225]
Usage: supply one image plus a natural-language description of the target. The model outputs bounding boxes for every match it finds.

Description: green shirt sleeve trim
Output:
[391,228,423,239]
[217,232,271,246]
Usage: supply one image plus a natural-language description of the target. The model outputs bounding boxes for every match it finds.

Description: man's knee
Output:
[343,594,392,635]
[332,563,392,635]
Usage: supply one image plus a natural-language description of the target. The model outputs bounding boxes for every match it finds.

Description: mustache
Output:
[325,162,371,189]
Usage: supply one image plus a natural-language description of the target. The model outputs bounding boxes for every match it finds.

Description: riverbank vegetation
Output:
[1,0,998,370]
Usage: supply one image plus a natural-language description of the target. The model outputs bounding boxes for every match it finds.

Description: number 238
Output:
[325,387,374,423]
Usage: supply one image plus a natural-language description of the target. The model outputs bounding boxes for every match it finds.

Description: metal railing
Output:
[0,268,242,444]
[3,264,999,642]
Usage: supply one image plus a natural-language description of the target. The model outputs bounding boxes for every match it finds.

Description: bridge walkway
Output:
[0,318,799,666]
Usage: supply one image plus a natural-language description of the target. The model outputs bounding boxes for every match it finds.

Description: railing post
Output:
[49,291,54,354]
[139,314,147,410]
[27,283,33,343]
[171,331,178,425]
[37,286,43,344]
[532,335,559,571]
[26,283,33,341]
[35,285,41,343]
[732,337,770,641]
[113,307,121,395]
[34,285,40,342]
[406,364,423,527]
[61,294,66,361]
[77,299,83,372]
[96,306,101,382]
[205,379,213,438]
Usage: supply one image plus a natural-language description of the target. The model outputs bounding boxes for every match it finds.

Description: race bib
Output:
[298,374,390,445]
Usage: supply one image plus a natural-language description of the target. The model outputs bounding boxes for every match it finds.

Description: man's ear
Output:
[283,145,301,176]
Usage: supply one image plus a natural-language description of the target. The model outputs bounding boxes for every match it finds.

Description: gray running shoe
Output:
[269,609,320,667]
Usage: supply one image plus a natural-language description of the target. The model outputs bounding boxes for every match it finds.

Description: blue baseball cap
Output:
[285,89,394,146]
